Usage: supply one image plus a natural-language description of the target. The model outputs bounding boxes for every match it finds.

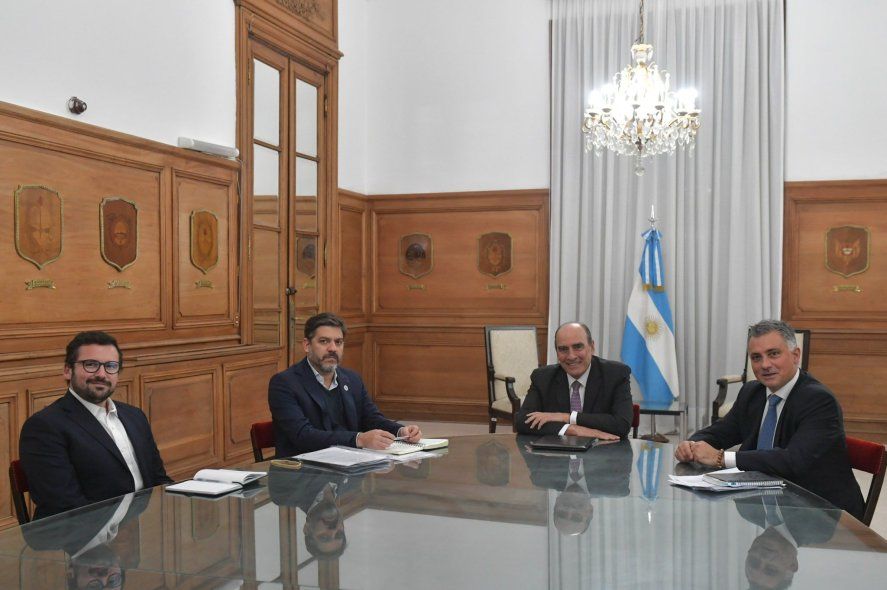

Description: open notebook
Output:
[166,469,267,496]
[373,438,449,456]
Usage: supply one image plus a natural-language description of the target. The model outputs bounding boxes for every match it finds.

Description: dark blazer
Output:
[515,357,634,437]
[19,392,171,520]
[690,371,864,520]
[268,358,402,457]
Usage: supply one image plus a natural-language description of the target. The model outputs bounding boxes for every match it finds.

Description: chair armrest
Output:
[493,374,522,405]
[712,375,743,424]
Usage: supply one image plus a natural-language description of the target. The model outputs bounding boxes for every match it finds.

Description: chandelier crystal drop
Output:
[581,0,701,176]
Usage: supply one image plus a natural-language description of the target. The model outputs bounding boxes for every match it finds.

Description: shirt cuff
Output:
[724,451,737,468]
[570,411,578,425]
[558,424,570,436]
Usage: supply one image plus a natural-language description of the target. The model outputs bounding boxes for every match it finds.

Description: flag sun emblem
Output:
[644,318,661,340]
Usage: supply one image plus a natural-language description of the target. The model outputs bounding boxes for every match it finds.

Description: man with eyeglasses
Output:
[19,331,171,519]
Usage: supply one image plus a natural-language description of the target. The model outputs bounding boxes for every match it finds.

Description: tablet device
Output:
[528,435,596,451]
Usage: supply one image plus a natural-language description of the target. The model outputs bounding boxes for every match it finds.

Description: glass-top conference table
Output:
[0,436,885,589]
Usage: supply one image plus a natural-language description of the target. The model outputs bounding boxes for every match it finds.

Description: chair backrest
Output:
[9,459,30,525]
[741,329,811,383]
[631,403,640,439]
[845,436,887,526]
[250,421,276,463]
[484,326,539,406]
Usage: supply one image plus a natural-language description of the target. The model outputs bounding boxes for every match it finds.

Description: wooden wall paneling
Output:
[142,366,221,480]
[371,328,489,422]
[0,391,18,527]
[337,189,368,317]
[223,356,281,462]
[173,171,238,328]
[784,180,887,329]
[0,134,164,337]
[369,190,549,325]
[784,180,887,441]
[340,327,366,382]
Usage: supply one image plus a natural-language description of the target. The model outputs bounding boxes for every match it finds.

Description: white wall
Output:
[784,0,887,180]
[338,0,369,193]
[0,0,235,148]
[362,0,550,194]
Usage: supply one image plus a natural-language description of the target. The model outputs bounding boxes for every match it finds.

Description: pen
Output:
[393,436,409,441]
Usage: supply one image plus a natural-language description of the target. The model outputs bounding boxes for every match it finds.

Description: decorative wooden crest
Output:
[190,209,219,274]
[15,184,63,270]
[398,233,433,279]
[825,225,869,278]
[478,232,512,277]
[296,236,317,278]
[100,197,138,272]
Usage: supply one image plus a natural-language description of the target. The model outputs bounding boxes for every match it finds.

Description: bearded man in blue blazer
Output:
[269,312,422,457]
[19,331,171,520]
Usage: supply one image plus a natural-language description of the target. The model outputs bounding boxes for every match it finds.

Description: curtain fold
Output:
[549,0,784,430]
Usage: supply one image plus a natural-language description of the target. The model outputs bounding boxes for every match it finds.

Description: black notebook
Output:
[529,435,596,452]
[702,470,785,488]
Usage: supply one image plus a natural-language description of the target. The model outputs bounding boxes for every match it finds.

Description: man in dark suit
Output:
[515,322,633,439]
[19,331,171,520]
[675,319,864,520]
[268,312,422,457]
[734,493,840,590]
[518,438,633,535]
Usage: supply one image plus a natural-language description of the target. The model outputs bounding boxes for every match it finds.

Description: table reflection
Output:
[2,436,884,590]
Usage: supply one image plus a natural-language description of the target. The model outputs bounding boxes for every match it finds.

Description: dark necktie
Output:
[756,395,782,450]
[570,381,582,413]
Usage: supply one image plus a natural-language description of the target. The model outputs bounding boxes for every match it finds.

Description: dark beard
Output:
[71,379,115,405]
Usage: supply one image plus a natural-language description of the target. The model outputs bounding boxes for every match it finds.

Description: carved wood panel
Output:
[142,368,220,478]
[224,357,280,461]
[784,180,887,441]
[0,391,18,527]
[370,190,548,323]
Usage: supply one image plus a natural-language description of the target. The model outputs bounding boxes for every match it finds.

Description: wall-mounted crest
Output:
[399,233,433,279]
[825,225,869,278]
[15,184,63,270]
[296,236,317,278]
[100,197,138,272]
[478,232,512,277]
[190,209,219,274]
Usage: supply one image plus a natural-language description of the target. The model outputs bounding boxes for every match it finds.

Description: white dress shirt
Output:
[70,388,144,491]
[558,365,593,436]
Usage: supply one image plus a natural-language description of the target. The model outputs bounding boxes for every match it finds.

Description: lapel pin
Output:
[343,384,349,392]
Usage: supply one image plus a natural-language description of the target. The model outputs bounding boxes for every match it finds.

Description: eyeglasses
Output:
[73,360,121,374]
[84,571,123,590]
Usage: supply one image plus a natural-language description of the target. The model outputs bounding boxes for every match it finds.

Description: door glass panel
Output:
[295,157,317,232]
[253,60,280,145]
[254,144,280,195]
[295,80,318,157]
[294,234,318,309]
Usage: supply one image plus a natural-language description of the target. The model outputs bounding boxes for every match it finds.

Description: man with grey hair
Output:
[675,319,864,519]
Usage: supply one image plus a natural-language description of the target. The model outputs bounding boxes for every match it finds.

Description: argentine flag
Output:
[621,228,679,403]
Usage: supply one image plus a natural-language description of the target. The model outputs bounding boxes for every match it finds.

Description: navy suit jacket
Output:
[19,392,171,520]
[690,371,864,520]
[515,357,634,438]
[268,358,402,457]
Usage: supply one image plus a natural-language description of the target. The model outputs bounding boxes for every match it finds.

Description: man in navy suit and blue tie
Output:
[268,312,422,457]
[19,331,171,519]
[675,319,864,520]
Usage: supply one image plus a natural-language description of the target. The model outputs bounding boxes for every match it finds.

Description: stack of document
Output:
[295,446,393,472]
[669,467,785,492]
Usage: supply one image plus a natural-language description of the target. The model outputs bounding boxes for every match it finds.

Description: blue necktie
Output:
[756,395,782,450]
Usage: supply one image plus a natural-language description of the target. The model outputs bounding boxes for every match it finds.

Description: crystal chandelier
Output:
[581,0,700,175]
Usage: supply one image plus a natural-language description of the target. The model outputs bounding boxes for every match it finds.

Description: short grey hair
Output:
[747,319,797,350]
